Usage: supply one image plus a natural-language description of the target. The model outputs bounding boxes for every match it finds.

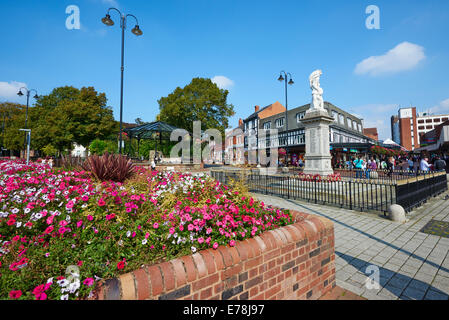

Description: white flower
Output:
[142,239,148,245]
[60,294,69,300]
[126,231,131,237]
[191,246,197,253]
[16,222,22,228]
[57,279,69,287]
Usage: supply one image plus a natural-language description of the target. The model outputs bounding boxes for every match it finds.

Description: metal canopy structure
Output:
[124,121,180,139]
[123,121,182,160]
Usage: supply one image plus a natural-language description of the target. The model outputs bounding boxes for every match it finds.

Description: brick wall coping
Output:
[89,209,334,300]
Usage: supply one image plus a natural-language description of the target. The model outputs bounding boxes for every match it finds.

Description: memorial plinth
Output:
[302,108,334,176]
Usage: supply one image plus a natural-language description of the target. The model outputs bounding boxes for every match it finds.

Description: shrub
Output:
[82,152,135,183]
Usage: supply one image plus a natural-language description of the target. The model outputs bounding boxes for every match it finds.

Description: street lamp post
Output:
[19,129,31,166]
[17,88,38,155]
[277,71,294,166]
[101,8,143,155]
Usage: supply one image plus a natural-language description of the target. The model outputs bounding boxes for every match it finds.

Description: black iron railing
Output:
[210,170,448,215]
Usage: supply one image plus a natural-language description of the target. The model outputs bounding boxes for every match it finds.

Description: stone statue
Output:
[309,70,324,110]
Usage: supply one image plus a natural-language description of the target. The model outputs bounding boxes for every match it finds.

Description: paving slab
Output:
[254,190,449,300]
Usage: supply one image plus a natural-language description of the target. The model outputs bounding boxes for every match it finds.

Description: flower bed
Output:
[0,160,293,300]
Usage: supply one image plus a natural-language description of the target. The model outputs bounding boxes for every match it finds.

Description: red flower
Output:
[9,290,22,299]
[117,258,126,270]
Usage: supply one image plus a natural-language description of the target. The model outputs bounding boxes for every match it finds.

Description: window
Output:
[347,118,352,128]
[426,119,432,123]
[418,120,424,124]
[275,118,284,128]
[426,126,433,130]
[263,122,271,130]
[332,111,338,122]
[443,118,449,122]
[434,118,441,123]
[357,124,362,132]
[339,114,344,124]
[352,120,357,130]
[418,126,425,130]
[296,112,305,122]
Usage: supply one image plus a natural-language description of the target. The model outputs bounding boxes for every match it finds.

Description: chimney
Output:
[239,118,243,126]
[255,105,260,112]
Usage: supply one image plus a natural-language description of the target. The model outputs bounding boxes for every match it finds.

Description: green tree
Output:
[0,103,27,152]
[30,86,119,153]
[158,78,235,136]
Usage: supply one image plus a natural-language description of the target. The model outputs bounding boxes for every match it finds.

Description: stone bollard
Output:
[388,204,407,223]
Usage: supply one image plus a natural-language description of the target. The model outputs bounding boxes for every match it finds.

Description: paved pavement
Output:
[253,191,449,300]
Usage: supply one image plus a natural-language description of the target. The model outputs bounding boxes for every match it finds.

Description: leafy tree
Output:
[30,86,119,153]
[158,78,235,136]
[0,103,27,151]
[89,139,118,155]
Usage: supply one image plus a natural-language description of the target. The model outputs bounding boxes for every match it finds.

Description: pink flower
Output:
[59,220,68,227]
[66,200,74,209]
[229,240,236,247]
[82,195,89,202]
[197,237,204,244]
[213,242,219,250]
[9,290,22,299]
[76,220,83,228]
[153,223,159,229]
[169,227,175,234]
[83,278,94,287]
[87,215,93,221]
[98,198,106,207]
[44,226,54,234]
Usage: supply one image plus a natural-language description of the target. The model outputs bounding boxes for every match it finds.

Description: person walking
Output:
[434,156,447,172]
[353,155,364,179]
[387,156,394,178]
[420,157,431,173]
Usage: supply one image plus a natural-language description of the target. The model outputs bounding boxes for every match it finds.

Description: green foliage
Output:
[29,86,119,153]
[0,103,27,151]
[89,139,117,155]
[158,78,235,136]
[42,144,58,156]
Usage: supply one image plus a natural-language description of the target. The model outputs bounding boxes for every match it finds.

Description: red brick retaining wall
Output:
[91,210,335,300]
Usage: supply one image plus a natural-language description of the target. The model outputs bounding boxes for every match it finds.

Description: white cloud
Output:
[0,81,27,100]
[355,42,426,76]
[428,98,449,114]
[211,76,234,90]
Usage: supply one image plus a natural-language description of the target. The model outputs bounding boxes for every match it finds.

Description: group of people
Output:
[335,154,448,179]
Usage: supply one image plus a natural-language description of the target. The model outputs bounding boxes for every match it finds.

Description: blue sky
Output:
[1,0,449,140]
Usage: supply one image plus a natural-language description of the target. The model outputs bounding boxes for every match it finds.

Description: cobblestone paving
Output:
[253,192,449,300]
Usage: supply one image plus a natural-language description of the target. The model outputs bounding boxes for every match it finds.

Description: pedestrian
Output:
[420,157,431,172]
[353,155,364,179]
[434,156,447,172]
[151,159,156,171]
[387,156,394,178]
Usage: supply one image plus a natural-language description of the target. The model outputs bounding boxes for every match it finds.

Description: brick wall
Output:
[90,210,335,300]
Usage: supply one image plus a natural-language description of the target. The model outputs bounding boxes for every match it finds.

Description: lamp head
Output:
[33,94,39,99]
[288,79,294,85]
[277,74,285,82]
[17,90,24,97]
[131,25,143,36]
[101,14,114,26]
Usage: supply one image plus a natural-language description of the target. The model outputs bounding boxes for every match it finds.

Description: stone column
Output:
[302,109,334,176]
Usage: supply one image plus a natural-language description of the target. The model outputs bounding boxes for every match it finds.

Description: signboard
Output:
[343,148,348,152]
[350,149,358,153]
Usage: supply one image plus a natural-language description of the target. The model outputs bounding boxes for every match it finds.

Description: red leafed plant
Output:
[82,152,135,182]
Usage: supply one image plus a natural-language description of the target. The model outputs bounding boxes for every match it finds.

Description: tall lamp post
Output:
[17,87,39,155]
[101,8,143,155]
[277,71,294,166]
